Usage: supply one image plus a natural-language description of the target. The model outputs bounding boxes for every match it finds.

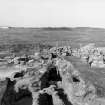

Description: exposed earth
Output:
[0,27,105,105]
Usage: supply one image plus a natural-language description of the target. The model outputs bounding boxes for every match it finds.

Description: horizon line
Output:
[0,26,105,29]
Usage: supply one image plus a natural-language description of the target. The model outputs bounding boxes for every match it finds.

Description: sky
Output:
[0,0,105,27]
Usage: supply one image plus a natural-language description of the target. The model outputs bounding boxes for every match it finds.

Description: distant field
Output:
[65,56,105,88]
[0,27,105,53]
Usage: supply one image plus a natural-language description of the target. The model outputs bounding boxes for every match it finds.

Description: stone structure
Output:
[0,44,105,105]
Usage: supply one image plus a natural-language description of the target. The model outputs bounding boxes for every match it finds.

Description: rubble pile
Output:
[78,43,105,68]
[0,44,105,105]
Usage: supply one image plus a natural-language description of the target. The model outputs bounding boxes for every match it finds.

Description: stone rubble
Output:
[0,44,105,105]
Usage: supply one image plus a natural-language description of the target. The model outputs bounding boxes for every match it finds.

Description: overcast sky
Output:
[0,0,105,27]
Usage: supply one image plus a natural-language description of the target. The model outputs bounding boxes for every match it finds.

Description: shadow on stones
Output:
[40,65,62,89]
[38,93,53,105]
[1,78,32,105]
[57,88,73,105]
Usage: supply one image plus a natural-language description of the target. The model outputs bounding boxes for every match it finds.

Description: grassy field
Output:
[0,27,105,103]
[0,27,105,55]
[0,27,105,46]
[0,27,105,105]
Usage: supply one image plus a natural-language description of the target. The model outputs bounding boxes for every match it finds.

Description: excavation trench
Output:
[1,78,32,105]
[38,93,53,105]
[39,64,73,105]
[40,65,62,89]
[1,64,73,105]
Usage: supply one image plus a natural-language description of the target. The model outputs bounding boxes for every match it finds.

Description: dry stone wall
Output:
[0,44,105,105]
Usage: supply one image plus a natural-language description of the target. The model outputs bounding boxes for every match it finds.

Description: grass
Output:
[0,27,105,46]
[0,26,105,56]
[1,27,105,85]
[0,27,105,104]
